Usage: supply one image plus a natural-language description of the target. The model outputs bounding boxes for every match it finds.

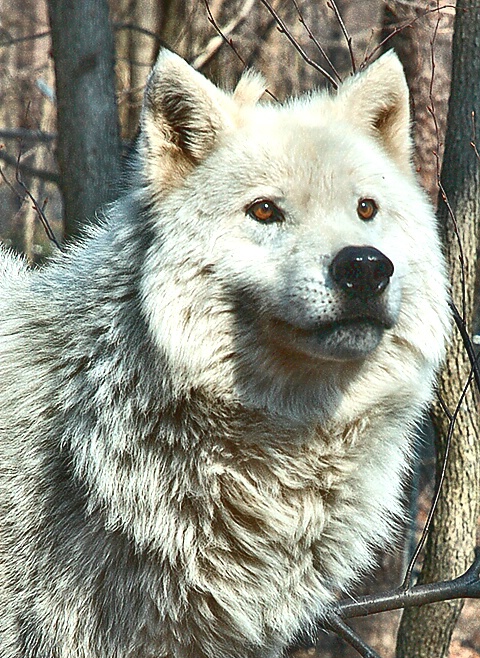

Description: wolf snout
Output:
[330,246,394,297]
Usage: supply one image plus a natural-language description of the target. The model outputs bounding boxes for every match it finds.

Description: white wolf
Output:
[0,49,449,658]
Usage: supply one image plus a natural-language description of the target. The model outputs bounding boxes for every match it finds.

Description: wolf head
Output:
[136,49,449,419]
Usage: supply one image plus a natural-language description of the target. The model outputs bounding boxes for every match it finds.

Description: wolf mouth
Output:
[271,315,393,361]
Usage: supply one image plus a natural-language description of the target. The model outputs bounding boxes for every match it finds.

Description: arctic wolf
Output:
[0,49,449,658]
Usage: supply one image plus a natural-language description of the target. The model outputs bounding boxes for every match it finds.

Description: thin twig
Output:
[426,2,443,197]
[15,178,62,250]
[399,6,445,589]
[327,0,356,73]
[290,0,342,83]
[324,613,382,658]
[363,4,456,68]
[0,128,56,143]
[203,0,247,68]
[2,149,63,251]
[436,390,453,422]
[193,0,255,70]
[438,180,467,321]
[450,300,480,393]
[401,363,475,590]
[430,44,468,323]
[258,0,339,88]
[0,150,59,185]
[113,22,162,42]
[0,30,50,47]
[470,110,480,161]
[0,165,20,198]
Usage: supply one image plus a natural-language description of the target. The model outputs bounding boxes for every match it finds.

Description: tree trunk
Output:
[395,1,480,655]
[47,0,121,240]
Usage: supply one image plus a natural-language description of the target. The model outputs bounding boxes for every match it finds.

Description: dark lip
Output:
[313,315,394,334]
[274,314,394,337]
[265,314,394,362]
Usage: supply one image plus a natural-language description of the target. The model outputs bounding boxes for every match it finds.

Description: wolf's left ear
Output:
[337,51,412,173]
[139,49,235,187]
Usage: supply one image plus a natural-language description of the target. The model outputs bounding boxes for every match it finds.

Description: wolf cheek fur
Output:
[0,49,450,657]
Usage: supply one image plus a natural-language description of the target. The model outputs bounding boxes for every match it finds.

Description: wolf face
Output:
[139,50,448,419]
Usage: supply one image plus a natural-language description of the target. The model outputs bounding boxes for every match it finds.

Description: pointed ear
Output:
[337,51,412,173]
[139,49,235,189]
[232,69,266,105]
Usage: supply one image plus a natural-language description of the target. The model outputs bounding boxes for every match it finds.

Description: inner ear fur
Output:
[141,49,235,166]
[138,50,266,192]
[337,51,413,174]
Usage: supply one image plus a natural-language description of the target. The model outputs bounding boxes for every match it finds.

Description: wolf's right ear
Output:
[336,51,412,174]
[139,49,235,188]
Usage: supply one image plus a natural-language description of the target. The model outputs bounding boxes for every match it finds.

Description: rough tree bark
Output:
[47,0,121,240]
[396,1,480,656]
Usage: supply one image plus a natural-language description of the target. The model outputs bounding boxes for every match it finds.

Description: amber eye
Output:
[357,198,378,221]
[246,199,284,224]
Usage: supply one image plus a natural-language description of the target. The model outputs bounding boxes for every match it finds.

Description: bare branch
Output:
[203,0,247,68]
[16,176,63,251]
[449,300,480,392]
[0,153,62,251]
[324,613,382,658]
[15,151,62,250]
[113,22,162,42]
[0,30,50,47]
[364,5,457,68]
[290,0,342,83]
[327,0,356,73]
[397,11,458,592]
[258,0,339,89]
[438,179,468,319]
[427,8,444,191]
[0,166,20,198]
[470,110,480,160]
[0,128,56,143]
[0,150,59,185]
[436,390,454,422]
[193,0,255,70]
[401,363,475,590]
[334,549,480,620]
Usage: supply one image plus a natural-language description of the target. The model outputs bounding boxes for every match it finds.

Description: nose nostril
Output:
[330,246,394,297]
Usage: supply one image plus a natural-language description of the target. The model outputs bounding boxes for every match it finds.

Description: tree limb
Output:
[258,0,339,88]
[193,0,255,70]
[0,150,59,185]
[327,0,356,73]
[324,613,382,658]
[0,30,50,47]
[0,128,56,143]
[333,549,480,620]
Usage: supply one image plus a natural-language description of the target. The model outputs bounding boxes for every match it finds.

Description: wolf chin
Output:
[0,49,449,658]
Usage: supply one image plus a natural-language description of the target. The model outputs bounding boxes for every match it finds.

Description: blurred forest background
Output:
[0,1,479,657]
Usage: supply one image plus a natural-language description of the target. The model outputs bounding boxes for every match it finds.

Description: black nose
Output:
[330,246,394,297]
